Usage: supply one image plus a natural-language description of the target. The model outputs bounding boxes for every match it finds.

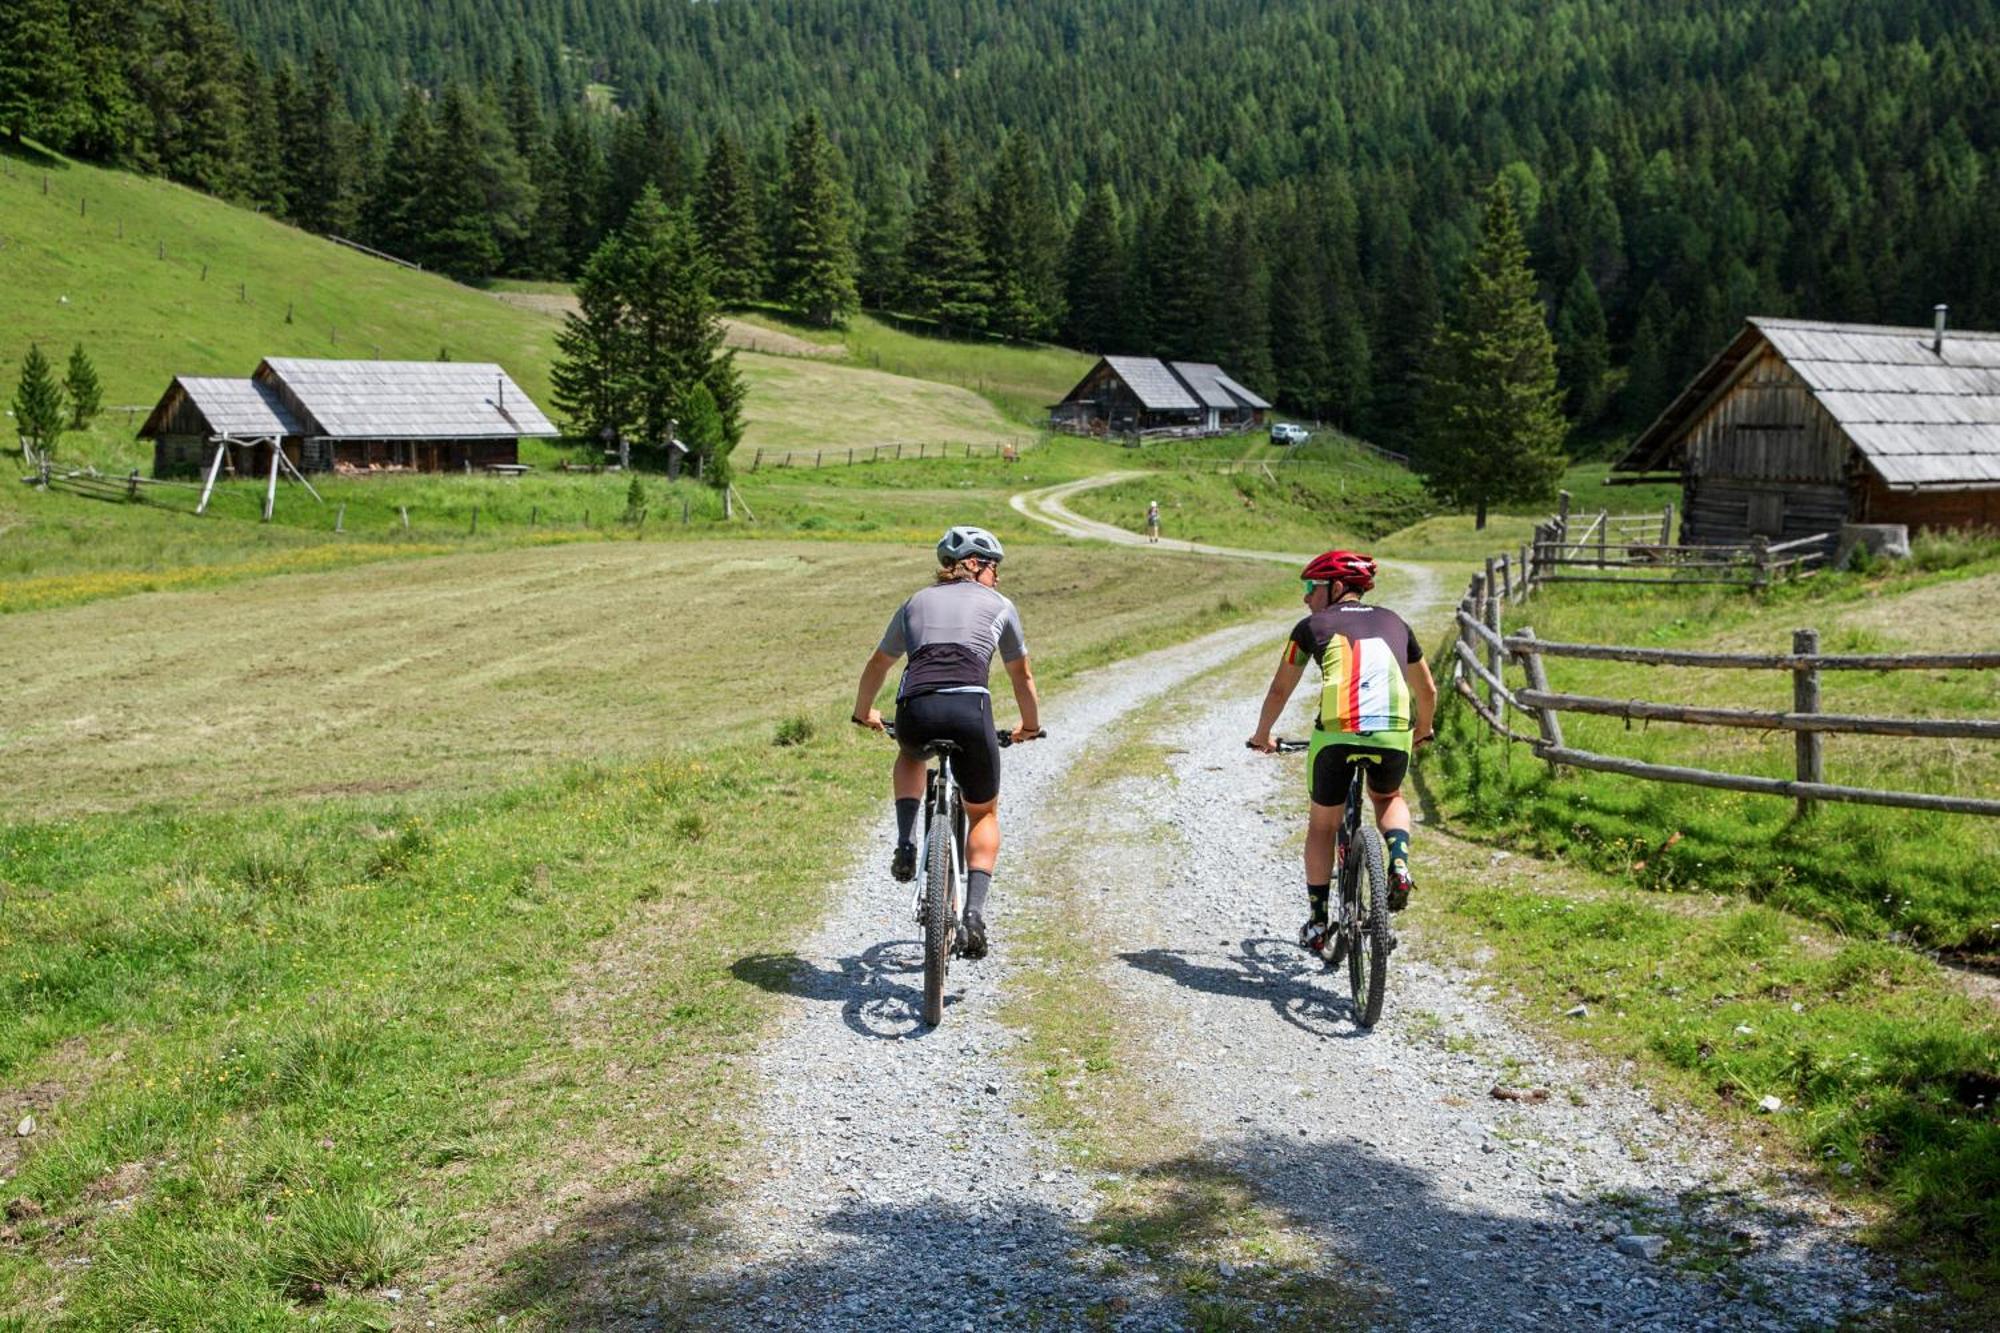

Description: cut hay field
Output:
[0,538,1290,816]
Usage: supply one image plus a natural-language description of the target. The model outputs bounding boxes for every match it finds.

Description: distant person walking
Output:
[1145,499,1161,543]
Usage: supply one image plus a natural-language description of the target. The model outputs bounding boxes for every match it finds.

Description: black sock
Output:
[965,869,992,918]
[1385,828,1411,871]
[1307,882,1330,921]
[894,798,919,845]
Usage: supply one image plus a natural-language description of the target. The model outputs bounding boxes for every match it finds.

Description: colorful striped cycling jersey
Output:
[1285,602,1423,746]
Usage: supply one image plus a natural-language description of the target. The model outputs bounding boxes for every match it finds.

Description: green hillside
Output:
[0,153,559,444]
[0,150,1029,474]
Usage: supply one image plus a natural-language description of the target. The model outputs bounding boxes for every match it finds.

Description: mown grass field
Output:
[0,535,1292,1325]
[1422,538,2000,1312]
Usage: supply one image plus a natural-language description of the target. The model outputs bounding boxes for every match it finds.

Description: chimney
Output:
[1933,304,1948,356]
[497,375,505,409]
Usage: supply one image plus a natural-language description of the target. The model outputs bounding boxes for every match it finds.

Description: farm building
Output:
[1615,313,2000,544]
[143,358,558,478]
[1049,356,1271,437]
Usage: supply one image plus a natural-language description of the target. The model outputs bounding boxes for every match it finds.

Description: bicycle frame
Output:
[917,752,968,928]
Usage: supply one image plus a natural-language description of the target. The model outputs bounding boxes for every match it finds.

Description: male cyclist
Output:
[852,526,1043,959]
[1247,550,1436,951]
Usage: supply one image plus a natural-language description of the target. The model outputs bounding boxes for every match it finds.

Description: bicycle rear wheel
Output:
[1346,824,1390,1027]
[920,815,957,1026]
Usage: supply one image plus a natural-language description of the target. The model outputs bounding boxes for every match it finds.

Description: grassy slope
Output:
[0,149,1027,479]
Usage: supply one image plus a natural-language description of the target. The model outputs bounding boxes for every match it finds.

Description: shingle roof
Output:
[1101,356,1200,411]
[1212,368,1272,411]
[1620,317,2000,490]
[259,358,558,439]
[1167,362,1273,411]
[161,377,303,438]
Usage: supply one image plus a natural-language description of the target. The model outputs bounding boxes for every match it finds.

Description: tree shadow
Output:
[1118,937,1376,1040]
[481,1128,1896,1329]
[0,138,69,170]
[730,938,956,1041]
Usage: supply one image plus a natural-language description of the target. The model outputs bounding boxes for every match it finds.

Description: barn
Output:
[143,358,558,478]
[1614,313,2000,545]
[1048,356,1270,437]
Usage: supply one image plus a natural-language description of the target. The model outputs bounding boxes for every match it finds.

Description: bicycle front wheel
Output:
[1346,824,1390,1028]
[920,816,957,1027]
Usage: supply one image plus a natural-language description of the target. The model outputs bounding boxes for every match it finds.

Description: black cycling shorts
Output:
[1309,742,1409,807]
[894,691,1002,804]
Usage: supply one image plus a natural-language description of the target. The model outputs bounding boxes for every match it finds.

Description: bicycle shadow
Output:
[1117,937,1375,1039]
[731,939,954,1041]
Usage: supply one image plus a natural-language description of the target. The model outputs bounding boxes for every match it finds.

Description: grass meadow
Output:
[0,535,1292,1325]
[1421,542,2000,1308]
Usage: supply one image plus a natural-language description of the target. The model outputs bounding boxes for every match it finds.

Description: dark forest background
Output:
[6,0,1998,449]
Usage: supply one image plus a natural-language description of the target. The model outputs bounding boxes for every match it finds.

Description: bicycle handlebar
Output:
[879,720,1047,746]
[1259,738,1311,753]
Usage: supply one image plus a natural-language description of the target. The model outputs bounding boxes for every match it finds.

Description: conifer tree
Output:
[1061,185,1127,352]
[1553,266,1610,426]
[67,0,138,162]
[1143,183,1210,360]
[0,0,80,150]
[281,50,358,235]
[423,86,504,278]
[238,53,287,215]
[773,111,859,327]
[1620,283,1679,430]
[551,228,634,446]
[543,107,604,276]
[502,53,543,158]
[855,178,910,312]
[1415,181,1567,529]
[903,135,992,335]
[697,129,766,304]
[1213,210,1273,398]
[12,344,66,461]
[365,89,436,262]
[678,381,730,485]
[604,93,686,227]
[64,344,102,429]
[982,134,1064,340]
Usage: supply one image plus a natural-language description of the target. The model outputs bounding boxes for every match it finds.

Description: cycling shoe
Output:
[891,842,917,883]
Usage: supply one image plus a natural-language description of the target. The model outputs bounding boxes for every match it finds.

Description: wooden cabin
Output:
[143,357,558,477]
[1615,315,2000,545]
[1049,356,1270,437]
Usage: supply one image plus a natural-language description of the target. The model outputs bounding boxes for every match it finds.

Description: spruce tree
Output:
[678,381,730,485]
[68,0,137,162]
[1213,210,1274,398]
[1553,266,1610,426]
[544,107,605,277]
[1061,185,1127,352]
[1415,181,1567,529]
[1143,183,1211,361]
[551,229,634,446]
[365,90,436,262]
[239,53,287,215]
[604,93,686,227]
[1620,283,1680,430]
[12,344,66,461]
[855,178,910,312]
[903,135,992,335]
[773,111,859,327]
[64,344,102,429]
[281,50,358,235]
[697,129,766,304]
[0,0,80,150]
[982,134,1064,341]
[616,188,743,458]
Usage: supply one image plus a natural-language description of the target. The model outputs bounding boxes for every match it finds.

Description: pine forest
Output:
[6,0,1998,449]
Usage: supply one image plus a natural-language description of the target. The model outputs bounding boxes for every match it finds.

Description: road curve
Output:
[1011,471,1443,618]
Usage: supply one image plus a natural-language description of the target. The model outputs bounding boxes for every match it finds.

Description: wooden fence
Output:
[745,438,1035,470]
[1448,591,2000,818]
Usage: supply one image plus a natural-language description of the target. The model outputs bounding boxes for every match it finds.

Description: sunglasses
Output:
[1300,579,1329,596]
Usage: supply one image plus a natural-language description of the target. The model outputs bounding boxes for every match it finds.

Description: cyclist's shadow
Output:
[731,940,947,1040]
[1118,938,1372,1038]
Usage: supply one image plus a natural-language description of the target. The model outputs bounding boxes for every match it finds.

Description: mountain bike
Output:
[1274,739,1393,1027]
[882,721,1029,1027]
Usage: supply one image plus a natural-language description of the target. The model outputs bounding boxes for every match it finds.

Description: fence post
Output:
[128,469,140,501]
[335,503,345,533]
[815,450,822,466]
[530,505,538,527]
[1557,489,1572,544]
[1793,628,1823,818]
[1518,542,1531,599]
[848,448,854,465]
[1596,510,1608,568]
[1483,585,1503,714]
[1751,535,1771,590]
[1515,628,1564,772]
[1498,553,1512,600]
[400,505,410,530]
[470,507,479,535]
[751,449,761,471]
[682,497,690,525]
[1661,503,1675,546]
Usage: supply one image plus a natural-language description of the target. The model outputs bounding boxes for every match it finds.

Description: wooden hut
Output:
[1615,313,2000,544]
[1049,355,1270,436]
[143,358,558,477]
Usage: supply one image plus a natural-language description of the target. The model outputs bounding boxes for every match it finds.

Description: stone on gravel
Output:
[13,1117,32,1138]
[1616,1235,1669,1262]
[1564,1004,1589,1018]
[1758,1095,1784,1114]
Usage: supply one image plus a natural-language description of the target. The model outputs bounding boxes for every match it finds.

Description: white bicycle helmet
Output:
[936,524,1006,566]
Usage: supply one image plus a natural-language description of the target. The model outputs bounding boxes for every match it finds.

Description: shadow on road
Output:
[730,939,956,1040]
[481,1128,1889,1329]
[1118,937,1378,1039]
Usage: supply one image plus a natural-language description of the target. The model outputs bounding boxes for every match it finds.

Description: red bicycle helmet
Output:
[1301,549,1376,592]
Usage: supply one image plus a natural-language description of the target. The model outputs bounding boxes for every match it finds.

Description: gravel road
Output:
[685,492,1898,1329]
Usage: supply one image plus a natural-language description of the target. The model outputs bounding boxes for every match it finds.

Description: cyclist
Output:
[1247,549,1436,951]
[852,525,1043,959]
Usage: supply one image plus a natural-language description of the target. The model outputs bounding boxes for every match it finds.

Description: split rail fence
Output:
[1448,500,1999,818]
[746,438,1035,470]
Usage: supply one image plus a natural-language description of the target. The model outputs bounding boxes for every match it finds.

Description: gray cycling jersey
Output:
[878,579,1028,700]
